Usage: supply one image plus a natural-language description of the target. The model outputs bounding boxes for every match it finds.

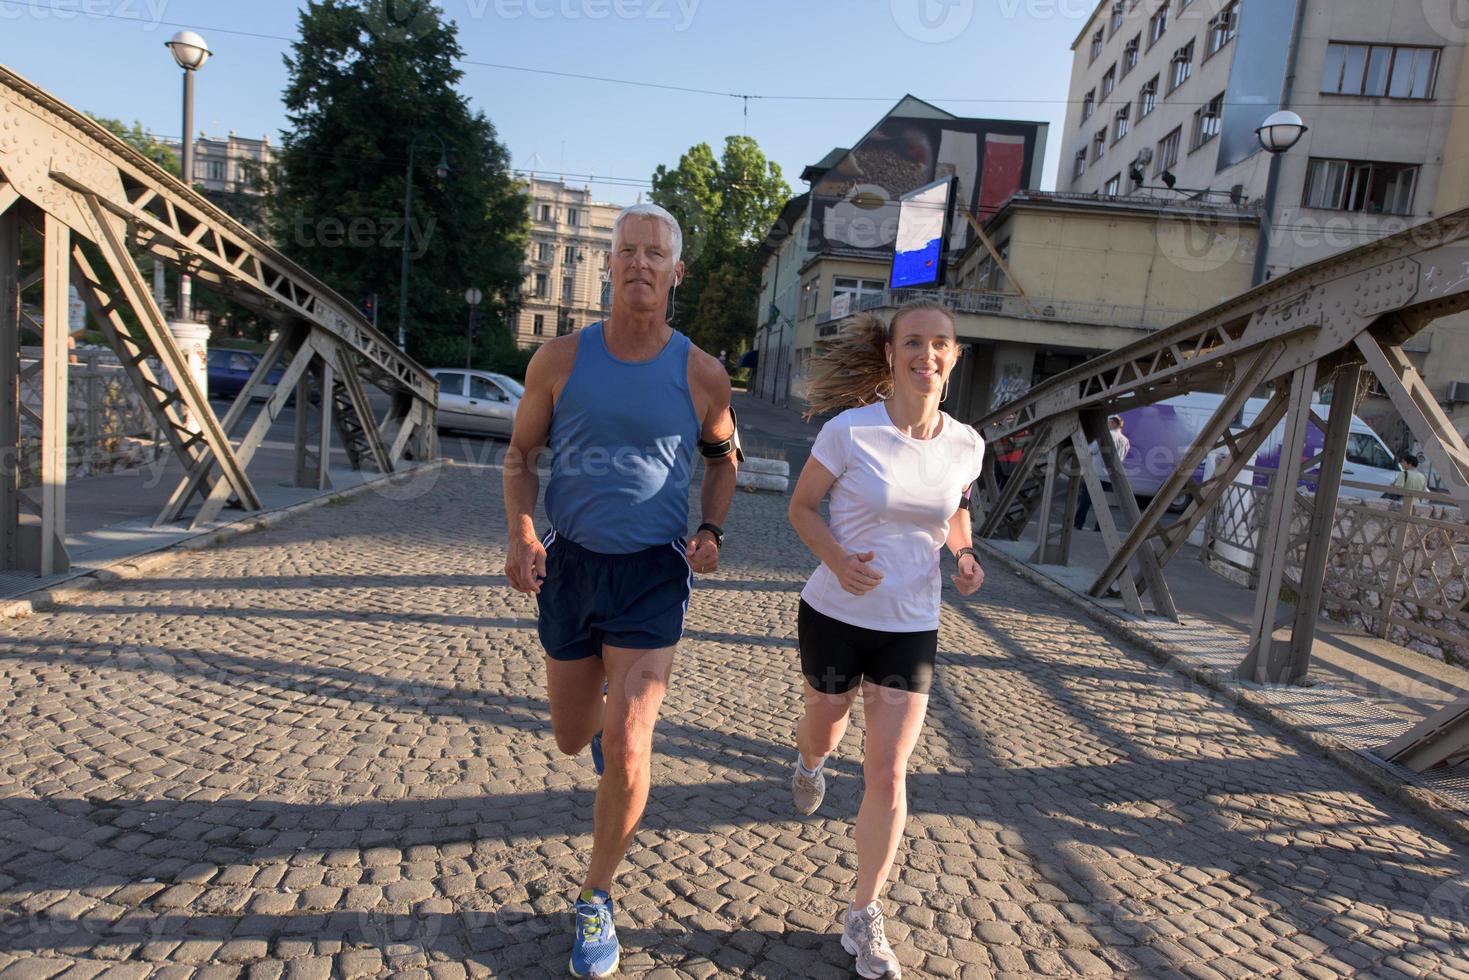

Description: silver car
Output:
[430,368,523,436]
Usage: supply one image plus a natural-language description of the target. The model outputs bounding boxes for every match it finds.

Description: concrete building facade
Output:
[165,132,276,196]
[1059,0,1469,443]
[513,178,619,348]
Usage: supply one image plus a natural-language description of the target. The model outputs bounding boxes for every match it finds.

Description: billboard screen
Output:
[890,177,957,289]
[806,113,1045,260]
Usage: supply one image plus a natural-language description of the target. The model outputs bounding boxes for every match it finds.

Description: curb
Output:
[974,539,1469,849]
[0,459,450,621]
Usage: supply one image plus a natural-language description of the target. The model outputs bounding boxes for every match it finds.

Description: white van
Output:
[1115,392,1401,505]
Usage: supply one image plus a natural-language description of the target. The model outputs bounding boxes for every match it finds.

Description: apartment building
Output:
[751,97,1049,408]
[165,131,276,195]
[514,178,619,348]
[1059,0,1469,439]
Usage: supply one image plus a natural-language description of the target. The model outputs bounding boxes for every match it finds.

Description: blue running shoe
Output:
[569,889,619,977]
[590,730,605,776]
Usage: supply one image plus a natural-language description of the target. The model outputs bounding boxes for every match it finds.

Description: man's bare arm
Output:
[687,350,737,571]
[502,338,572,592]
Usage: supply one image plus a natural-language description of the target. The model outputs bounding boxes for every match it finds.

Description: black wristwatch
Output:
[956,546,979,564]
[696,522,725,549]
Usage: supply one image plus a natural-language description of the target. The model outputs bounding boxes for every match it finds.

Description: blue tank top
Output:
[545,322,700,553]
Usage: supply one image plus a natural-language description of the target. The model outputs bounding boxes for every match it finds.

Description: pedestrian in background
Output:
[1074,413,1130,531]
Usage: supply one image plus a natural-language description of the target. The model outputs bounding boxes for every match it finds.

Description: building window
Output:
[1147,2,1169,48]
[534,272,548,298]
[1139,75,1159,117]
[972,240,1011,290]
[1090,28,1105,63]
[562,277,575,303]
[1304,158,1418,215]
[1321,43,1439,100]
[533,314,545,336]
[537,242,554,263]
[1082,89,1096,122]
[1104,174,1122,196]
[566,207,580,227]
[1191,93,1224,150]
[1122,34,1141,76]
[800,278,818,319]
[1109,2,1124,36]
[1157,127,1182,174]
[204,159,227,182]
[1113,105,1131,143]
[1074,149,1088,179]
[1102,65,1117,99]
[832,277,887,313]
[1168,39,1194,92]
[537,204,552,223]
[1092,129,1107,162]
[564,244,577,264]
[1205,1,1239,58]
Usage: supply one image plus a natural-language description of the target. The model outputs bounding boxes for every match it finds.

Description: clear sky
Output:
[0,0,1089,205]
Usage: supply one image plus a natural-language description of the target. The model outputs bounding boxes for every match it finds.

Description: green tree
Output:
[90,115,180,175]
[651,136,789,361]
[269,0,528,372]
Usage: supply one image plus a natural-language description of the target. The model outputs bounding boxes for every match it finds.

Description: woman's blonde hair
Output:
[802,299,955,419]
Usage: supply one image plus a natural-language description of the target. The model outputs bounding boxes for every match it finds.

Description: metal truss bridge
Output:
[972,206,1469,773]
[0,65,438,576]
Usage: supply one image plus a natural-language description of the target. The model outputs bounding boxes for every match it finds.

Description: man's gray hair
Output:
[613,203,683,264]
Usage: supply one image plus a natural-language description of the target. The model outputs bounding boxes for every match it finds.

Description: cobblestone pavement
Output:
[2,464,1469,979]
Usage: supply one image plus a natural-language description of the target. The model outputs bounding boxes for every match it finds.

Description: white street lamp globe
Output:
[464,287,484,306]
[1256,110,1307,155]
[166,30,212,71]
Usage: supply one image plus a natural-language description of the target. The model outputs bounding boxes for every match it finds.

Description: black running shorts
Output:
[797,599,938,695]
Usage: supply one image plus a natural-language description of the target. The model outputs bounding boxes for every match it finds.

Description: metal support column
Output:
[1087,410,1179,620]
[1238,362,1318,683]
[39,214,69,575]
[1277,363,1362,683]
[0,208,18,570]
[1070,427,1144,616]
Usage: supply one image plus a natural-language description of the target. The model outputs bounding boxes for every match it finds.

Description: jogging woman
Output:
[786,301,985,979]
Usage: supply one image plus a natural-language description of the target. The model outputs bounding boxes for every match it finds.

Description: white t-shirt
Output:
[800,402,986,631]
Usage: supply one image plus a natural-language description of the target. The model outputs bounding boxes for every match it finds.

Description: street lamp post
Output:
[164,30,212,429]
[1251,110,1309,286]
[463,286,483,370]
[165,30,211,324]
[396,136,449,351]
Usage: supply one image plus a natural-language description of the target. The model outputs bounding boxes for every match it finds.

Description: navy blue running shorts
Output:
[536,531,693,661]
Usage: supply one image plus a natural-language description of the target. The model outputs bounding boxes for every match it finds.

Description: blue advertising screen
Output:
[890,178,955,289]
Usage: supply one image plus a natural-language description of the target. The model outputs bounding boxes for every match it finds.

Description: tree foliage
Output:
[651,136,789,361]
[90,115,180,175]
[269,0,528,372]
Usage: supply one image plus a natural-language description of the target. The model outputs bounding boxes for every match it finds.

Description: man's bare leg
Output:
[544,655,607,757]
[581,644,674,893]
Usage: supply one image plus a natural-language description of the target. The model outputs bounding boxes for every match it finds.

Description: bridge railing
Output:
[16,346,165,481]
[1201,476,1469,667]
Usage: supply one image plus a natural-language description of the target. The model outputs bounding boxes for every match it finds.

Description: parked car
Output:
[207,348,284,401]
[430,368,522,436]
[1113,392,1400,508]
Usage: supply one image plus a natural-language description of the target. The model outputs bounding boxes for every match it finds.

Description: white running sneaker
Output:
[791,762,825,816]
[842,900,901,979]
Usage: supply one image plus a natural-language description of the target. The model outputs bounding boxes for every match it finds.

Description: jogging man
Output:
[502,202,739,978]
